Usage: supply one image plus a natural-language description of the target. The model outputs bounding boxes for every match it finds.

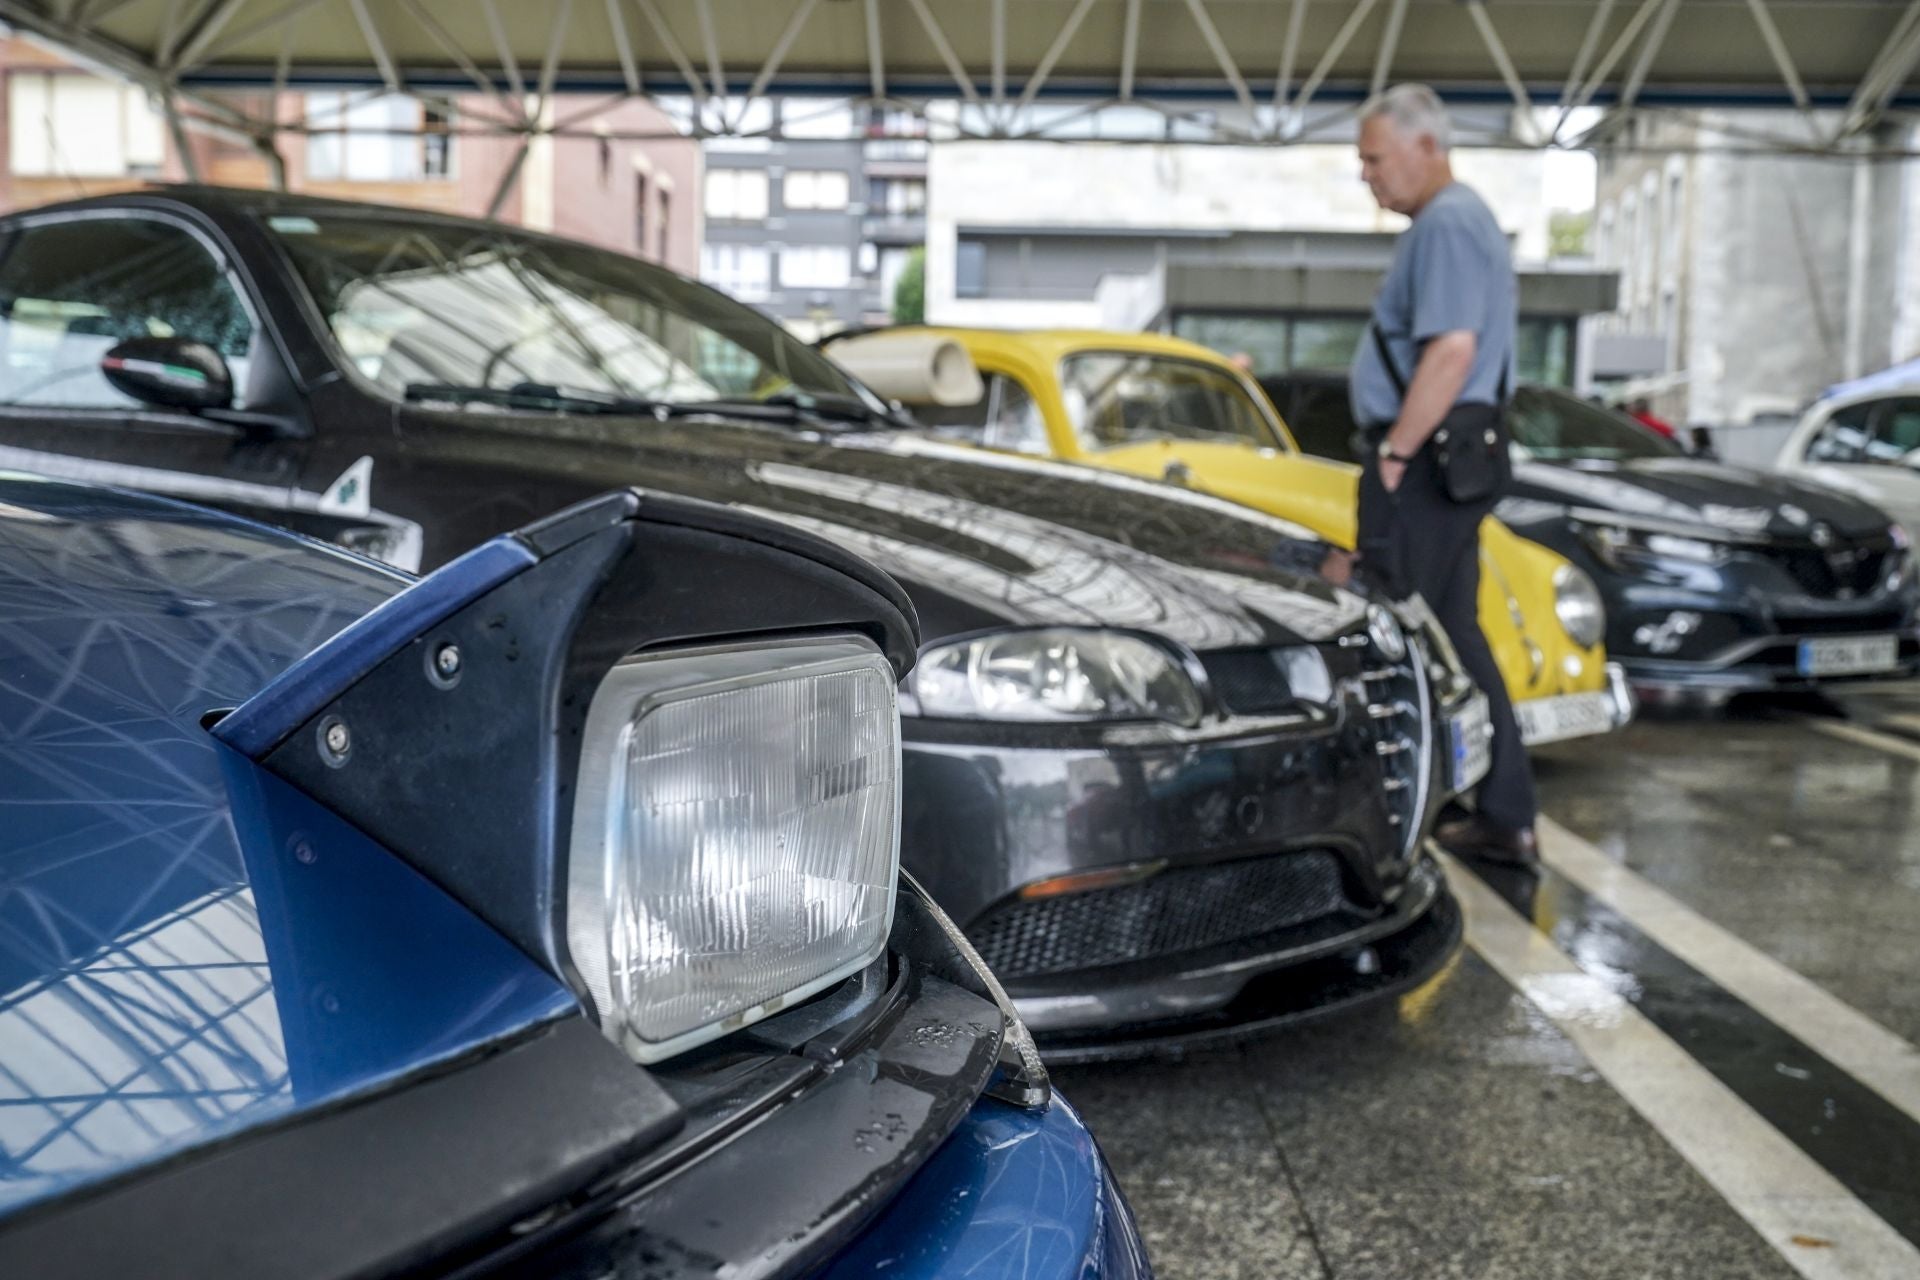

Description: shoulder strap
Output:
[1369,323,1407,398]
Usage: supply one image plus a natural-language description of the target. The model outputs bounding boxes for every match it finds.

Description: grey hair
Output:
[1360,83,1452,151]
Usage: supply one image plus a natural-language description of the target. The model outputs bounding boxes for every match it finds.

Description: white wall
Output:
[925,140,1556,323]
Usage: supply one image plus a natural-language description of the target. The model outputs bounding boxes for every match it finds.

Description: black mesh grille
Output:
[1198,648,1296,715]
[968,852,1349,980]
[1771,544,1892,599]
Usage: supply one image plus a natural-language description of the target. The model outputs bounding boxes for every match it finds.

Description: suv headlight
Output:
[913,628,1203,725]
[1553,564,1606,648]
[1578,521,1729,570]
[567,636,901,1064]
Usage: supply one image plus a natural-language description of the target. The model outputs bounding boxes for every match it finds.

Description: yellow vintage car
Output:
[828,326,1632,746]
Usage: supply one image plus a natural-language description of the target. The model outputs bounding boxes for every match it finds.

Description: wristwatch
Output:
[1377,438,1415,464]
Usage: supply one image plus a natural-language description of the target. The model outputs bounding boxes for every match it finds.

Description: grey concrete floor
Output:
[1055,692,1920,1280]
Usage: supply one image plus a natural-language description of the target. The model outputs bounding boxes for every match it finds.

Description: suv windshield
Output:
[1509,386,1682,462]
[1060,352,1282,452]
[264,212,872,413]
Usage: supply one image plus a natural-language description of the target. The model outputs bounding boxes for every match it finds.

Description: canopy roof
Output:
[2,0,1915,148]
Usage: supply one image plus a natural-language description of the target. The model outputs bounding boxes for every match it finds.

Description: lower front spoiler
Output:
[819,1095,1151,1279]
[1015,854,1463,1064]
[1624,656,1920,698]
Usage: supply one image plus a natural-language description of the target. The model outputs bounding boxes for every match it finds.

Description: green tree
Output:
[892,247,926,325]
[1549,210,1592,259]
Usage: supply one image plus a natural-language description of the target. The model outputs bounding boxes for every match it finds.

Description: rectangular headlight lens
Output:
[567,636,901,1064]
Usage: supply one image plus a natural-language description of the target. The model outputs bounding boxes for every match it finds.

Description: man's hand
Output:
[1381,457,1407,493]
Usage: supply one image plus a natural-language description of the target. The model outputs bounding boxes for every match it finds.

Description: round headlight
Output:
[1553,563,1606,649]
[1367,604,1407,660]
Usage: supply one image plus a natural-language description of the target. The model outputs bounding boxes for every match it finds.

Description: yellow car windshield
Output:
[1059,352,1284,452]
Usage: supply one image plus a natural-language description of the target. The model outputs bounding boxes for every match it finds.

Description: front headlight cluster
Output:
[1553,564,1607,648]
[1577,520,1730,570]
[567,636,902,1064]
[914,628,1204,725]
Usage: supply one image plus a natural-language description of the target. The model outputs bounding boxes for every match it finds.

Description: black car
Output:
[0,188,1481,1059]
[1263,372,1920,695]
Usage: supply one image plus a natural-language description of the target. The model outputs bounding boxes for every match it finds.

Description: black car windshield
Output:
[1508,386,1682,462]
[1059,352,1283,451]
[264,212,874,414]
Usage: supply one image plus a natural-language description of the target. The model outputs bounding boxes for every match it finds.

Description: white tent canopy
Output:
[1,0,1916,150]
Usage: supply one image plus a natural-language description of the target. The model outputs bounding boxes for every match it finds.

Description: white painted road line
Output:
[1798,716,1920,764]
[1537,815,1920,1128]
[1444,849,1920,1280]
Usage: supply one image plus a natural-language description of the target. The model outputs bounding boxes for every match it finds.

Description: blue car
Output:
[0,475,1149,1280]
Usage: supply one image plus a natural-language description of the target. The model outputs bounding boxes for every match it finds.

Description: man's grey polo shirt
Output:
[1349,181,1517,429]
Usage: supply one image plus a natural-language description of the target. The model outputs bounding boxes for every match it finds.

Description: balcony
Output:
[862,212,926,246]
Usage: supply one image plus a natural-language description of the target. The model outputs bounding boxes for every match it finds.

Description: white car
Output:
[1775,386,1920,532]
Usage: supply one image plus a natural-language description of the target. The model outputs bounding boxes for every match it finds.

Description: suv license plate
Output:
[1796,635,1898,678]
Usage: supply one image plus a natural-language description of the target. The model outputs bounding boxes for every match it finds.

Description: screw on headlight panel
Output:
[428,641,463,688]
[318,715,351,767]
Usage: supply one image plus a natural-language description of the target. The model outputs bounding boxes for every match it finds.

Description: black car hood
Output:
[1508,456,1893,541]
[410,412,1365,650]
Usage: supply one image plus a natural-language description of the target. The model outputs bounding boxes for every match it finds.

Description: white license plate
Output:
[1796,634,1899,678]
[1515,691,1619,746]
[1447,693,1492,794]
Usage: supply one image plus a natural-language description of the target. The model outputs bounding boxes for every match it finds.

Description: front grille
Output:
[1769,543,1892,599]
[1776,609,1907,637]
[1199,636,1428,857]
[968,852,1349,980]
[1358,651,1428,859]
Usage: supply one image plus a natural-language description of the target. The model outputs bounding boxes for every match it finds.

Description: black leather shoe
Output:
[1435,813,1539,866]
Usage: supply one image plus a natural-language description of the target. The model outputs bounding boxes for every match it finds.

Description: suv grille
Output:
[968,852,1349,980]
[1770,542,1892,599]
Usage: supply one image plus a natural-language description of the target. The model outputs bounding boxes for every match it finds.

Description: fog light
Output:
[567,636,901,1063]
[1632,611,1700,655]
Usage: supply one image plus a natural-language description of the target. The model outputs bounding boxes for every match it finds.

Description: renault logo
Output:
[1810,522,1835,548]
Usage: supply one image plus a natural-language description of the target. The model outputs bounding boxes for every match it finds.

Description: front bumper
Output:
[1620,629,1920,693]
[1515,662,1637,745]
[820,1095,1151,1279]
[1013,854,1461,1062]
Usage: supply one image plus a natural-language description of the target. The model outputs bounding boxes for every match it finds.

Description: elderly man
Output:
[1351,83,1537,864]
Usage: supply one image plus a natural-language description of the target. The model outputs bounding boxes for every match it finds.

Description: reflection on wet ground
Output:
[1058,693,1920,1279]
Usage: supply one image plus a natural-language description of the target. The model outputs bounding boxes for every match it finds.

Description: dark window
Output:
[0,218,256,409]
[1811,397,1920,467]
[955,239,987,299]
[657,189,670,263]
[1281,380,1358,460]
[1508,386,1681,461]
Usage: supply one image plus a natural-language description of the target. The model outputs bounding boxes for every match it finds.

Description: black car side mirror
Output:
[101,336,234,412]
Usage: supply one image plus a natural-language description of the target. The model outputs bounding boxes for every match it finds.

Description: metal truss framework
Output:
[0,0,1916,188]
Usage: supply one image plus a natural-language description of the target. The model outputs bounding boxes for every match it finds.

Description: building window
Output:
[1663,170,1684,277]
[598,136,613,187]
[700,244,772,301]
[955,239,988,299]
[779,245,853,290]
[782,170,850,211]
[869,177,927,217]
[658,189,671,263]
[306,93,455,181]
[8,73,165,178]
[704,169,769,220]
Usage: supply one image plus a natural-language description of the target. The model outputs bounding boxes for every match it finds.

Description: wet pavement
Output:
[1055,691,1920,1280]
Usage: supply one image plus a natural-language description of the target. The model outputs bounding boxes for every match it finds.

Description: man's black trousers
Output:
[1357,451,1538,831]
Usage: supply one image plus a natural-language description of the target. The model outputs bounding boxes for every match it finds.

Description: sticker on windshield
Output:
[268,215,320,234]
[320,456,374,518]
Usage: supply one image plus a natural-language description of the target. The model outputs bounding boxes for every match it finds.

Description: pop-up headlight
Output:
[567,637,901,1062]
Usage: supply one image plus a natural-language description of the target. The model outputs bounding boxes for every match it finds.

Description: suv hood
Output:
[406,411,1367,651]
[0,479,576,1218]
[1510,456,1894,541]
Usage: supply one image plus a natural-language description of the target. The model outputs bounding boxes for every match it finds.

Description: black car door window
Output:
[1286,382,1358,460]
[0,218,256,410]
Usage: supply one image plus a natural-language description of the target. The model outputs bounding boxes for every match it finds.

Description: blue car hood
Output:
[0,477,576,1218]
